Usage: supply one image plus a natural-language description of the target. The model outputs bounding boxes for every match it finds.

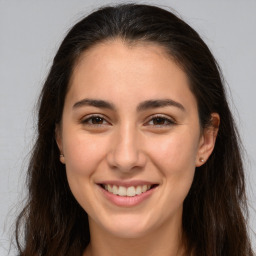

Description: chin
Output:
[108,226,151,239]
[100,214,156,239]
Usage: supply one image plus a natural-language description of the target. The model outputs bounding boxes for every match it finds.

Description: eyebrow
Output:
[73,98,185,112]
[73,99,115,110]
[137,99,185,112]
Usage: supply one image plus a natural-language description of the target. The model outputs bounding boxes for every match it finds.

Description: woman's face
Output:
[57,40,215,238]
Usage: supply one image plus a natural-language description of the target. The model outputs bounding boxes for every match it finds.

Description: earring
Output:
[60,154,65,163]
[199,157,204,163]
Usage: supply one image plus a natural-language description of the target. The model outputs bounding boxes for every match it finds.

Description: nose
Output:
[107,124,146,172]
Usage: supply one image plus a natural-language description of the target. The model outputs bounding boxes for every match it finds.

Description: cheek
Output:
[146,131,199,200]
[148,131,199,172]
[62,133,108,212]
[62,132,108,205]
[63,132,107,176]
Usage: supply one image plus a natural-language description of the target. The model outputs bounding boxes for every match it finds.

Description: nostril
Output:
[107,149,147,173]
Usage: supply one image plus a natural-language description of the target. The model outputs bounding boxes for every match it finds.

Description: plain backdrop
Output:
[0,0,255,254]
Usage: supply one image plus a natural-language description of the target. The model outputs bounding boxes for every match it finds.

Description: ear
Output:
[55,124,65,164]
[196,113,220,167]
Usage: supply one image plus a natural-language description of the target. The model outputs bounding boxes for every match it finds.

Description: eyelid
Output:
[80,114,111,126]
[144,114,176,127]
[80,113,176,127]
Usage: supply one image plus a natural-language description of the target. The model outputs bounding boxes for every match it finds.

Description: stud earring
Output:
[199,157,204,163]
[59,154,65,164]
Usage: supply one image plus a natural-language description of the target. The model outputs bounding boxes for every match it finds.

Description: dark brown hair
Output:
[15,4,254,256]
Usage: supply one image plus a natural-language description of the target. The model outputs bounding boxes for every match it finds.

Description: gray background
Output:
[1,0,255,254]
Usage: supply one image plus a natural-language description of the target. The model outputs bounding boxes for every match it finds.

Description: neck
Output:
[84,215,186,256]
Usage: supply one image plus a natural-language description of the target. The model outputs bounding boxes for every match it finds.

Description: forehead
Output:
[66,39,197,112]
[73,40,174,79]
[71,40,185,86]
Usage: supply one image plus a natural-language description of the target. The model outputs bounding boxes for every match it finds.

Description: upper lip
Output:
[97,180,158,188]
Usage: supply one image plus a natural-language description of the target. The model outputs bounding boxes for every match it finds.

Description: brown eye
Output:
[82,115,109,126]
[91,116,104,124]
[152,117,167,125]
[146,115,175,127]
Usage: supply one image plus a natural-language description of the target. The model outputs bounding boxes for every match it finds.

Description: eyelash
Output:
[81,115,109,126]
[81,114,176,128]
[145,115,176,127]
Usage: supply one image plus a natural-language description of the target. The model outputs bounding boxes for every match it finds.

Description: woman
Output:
[15,4,254,256]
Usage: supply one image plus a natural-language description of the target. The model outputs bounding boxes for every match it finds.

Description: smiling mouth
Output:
[100,184,158,197]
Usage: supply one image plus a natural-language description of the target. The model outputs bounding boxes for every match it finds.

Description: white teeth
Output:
[103,184,152,197]
[118,186,127,196]
[142,185,147,193]
[113,185,118,195]
[127,186,136,197]
[135,186,142,195]
[107,184,113,193]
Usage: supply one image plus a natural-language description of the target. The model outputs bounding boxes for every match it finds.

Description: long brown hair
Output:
[15,4,254,256]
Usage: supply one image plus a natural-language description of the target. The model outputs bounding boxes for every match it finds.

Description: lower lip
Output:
[99,185,157,207]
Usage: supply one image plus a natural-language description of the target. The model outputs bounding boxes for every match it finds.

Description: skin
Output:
[56,40,219,256]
